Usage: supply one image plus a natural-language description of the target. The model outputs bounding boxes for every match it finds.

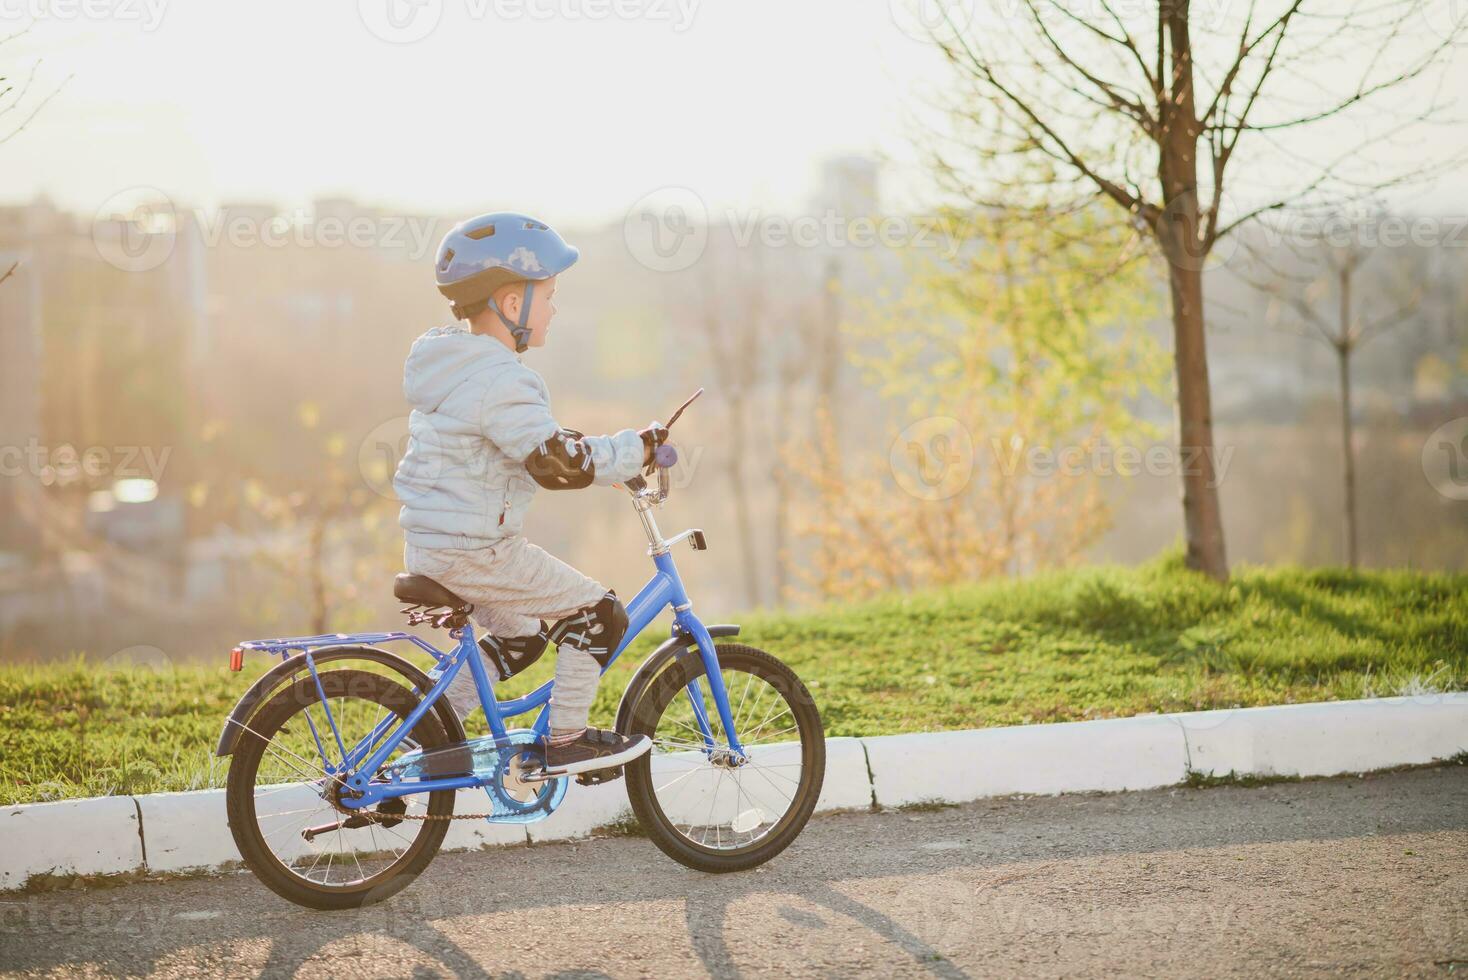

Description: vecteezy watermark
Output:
[192,207,442,257]
[0,0,168,30]
[0,439,172,485]
[91,189,447,273]
[991,437,1235,488]
[357,0,698,42]
[1255,211,1468,252]
[623,187,970,273]
[888,419,1237,500]
[1421,417,1468,501]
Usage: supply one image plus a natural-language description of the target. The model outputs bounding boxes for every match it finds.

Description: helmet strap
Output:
[487,280,536,353]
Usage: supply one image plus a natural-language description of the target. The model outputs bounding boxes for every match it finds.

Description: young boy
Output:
[392,211,663,776]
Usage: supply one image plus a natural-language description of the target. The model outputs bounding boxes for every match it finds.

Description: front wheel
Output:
[624,643,825,873]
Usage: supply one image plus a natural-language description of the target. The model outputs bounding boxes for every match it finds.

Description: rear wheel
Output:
[624,644,824,873]
[225,669,455,910]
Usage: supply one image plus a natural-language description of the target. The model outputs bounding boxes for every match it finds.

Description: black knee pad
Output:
[548,589,628,668]
[478,621,550,681]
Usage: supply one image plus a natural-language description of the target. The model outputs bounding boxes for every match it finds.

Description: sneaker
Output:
[543,727,651,776]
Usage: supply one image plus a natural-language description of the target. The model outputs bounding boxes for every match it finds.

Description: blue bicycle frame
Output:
[235,505,742,811]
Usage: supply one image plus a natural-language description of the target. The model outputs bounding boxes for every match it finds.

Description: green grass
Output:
[1,556,1463,805]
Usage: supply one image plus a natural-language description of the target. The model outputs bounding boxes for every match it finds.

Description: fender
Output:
[612,623,740,734]
[215,646,468,757]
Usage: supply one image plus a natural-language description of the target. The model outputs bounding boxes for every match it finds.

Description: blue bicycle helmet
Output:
[434,212,579,352]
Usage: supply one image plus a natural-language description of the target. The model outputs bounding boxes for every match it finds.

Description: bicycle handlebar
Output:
[614,388,702,502]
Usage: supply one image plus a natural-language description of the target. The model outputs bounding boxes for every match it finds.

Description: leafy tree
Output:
[790,209,1167,600]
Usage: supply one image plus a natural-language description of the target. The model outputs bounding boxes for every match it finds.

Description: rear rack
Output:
[235,631,449,664]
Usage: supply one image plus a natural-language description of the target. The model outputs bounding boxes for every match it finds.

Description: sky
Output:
[4,0,1467,228]
[2,0,955,226]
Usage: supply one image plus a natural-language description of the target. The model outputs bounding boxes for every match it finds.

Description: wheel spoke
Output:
[238,672,450,897]
[642,659,815,854]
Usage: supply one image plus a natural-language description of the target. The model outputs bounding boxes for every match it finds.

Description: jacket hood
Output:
[402,325,517,413]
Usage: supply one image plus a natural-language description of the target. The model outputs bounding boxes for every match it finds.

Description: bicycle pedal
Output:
[575,766,624,786]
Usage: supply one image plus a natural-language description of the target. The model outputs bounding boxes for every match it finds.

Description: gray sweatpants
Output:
[403,537,608,731]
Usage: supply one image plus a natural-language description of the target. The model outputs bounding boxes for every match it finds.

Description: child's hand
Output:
[638,422,669,467]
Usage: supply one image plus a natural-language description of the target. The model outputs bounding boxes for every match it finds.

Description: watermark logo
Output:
[359,416,427,501]
[623,186,709,272]
[357,0,443,42]
[894,877,983,951]
[890,417,974,501]
[1421,417,1468,500]
[1419,0,1468,42]
[92,187,176,273]
[101,644,170,671]
[889,0,977,43]
[1154,189,1240,274]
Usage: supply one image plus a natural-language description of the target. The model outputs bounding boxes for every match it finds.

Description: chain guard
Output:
[384,729,567,825]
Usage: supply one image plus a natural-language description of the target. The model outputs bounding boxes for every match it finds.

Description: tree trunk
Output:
[309,515,328,635]
[1165,261,1229,580]
[1157,0,1229,581]
[1337,344,1358,569]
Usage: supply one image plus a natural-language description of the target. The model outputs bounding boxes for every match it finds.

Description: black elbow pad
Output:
[525,429,595,489]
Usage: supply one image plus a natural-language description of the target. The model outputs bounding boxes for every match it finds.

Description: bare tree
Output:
[922,0,1465,580]
[1,27,70,289]
[1239,220,1418,568]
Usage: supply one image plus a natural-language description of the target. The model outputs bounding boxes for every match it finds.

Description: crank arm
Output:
[302,814,371,841]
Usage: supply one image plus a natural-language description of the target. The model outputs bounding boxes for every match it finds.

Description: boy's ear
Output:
[492,283,521,319]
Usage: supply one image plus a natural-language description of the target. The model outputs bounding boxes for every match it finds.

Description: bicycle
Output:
[217,389,826,910]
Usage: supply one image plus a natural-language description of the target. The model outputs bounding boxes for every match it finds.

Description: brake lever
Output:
[666,387,703,430]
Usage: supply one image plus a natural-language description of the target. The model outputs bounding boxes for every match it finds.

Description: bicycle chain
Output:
[362,808,498,823]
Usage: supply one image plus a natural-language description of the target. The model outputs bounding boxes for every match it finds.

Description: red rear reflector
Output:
[229,647,244,672]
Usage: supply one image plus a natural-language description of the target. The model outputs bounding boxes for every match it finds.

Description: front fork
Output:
[678,614,747,761]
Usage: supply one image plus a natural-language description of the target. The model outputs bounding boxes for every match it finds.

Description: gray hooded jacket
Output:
[394,325,646,549]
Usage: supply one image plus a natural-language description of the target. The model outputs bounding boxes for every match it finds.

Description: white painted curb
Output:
[1,797,143,890]
[865,714,1187,807]
[1175,691,1468,778]
[2,695,1463,890]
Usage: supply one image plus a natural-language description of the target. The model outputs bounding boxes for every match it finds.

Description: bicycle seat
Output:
[393,574,471,612]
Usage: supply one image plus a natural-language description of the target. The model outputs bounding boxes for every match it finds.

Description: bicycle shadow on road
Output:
[2,766,1463,978]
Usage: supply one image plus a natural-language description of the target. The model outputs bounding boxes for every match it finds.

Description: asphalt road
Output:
[1,766,1464,979]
